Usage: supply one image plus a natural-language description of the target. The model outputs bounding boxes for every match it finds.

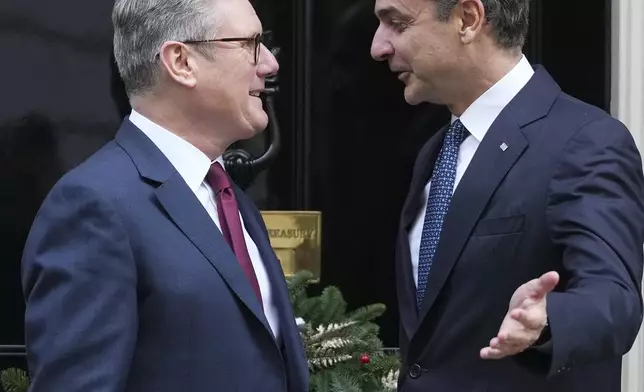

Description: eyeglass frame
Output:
[181,33,263,65]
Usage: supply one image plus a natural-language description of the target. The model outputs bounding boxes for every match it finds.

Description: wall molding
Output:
[611,0,644,391]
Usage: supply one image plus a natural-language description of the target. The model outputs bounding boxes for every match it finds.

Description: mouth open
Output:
[249,91,262,97]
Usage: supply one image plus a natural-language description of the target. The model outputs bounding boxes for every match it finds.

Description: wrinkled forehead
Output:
[374,0,428,20]
[216,0,263,35]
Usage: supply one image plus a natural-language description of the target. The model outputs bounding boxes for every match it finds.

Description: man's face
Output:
[194,0,279,140]
[371,0,464,105]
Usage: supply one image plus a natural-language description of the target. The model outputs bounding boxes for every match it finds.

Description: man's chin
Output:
[248,111,269,134]
[403,89,423,105]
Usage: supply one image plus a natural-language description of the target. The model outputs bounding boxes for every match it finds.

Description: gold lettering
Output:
[267,228,316,239]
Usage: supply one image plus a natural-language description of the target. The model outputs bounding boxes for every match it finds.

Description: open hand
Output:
[480,271,559,360]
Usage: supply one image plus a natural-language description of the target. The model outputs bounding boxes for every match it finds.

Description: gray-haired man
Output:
[21,0,309,390]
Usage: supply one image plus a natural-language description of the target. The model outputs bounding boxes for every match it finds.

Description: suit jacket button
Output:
[409,364,422,379]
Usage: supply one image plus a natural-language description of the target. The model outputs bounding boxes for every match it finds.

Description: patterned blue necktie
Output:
[416,120,468,309]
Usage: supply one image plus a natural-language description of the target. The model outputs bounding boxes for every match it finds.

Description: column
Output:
[611,0,644,391]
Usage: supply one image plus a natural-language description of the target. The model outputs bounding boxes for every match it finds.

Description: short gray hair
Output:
[433,0,530,49]
[112,0,222,96]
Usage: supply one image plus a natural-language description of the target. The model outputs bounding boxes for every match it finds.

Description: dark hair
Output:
[434,0,530,49]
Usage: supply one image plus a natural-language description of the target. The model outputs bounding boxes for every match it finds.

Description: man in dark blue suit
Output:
[21,0,308,390]
[371,0,644,391]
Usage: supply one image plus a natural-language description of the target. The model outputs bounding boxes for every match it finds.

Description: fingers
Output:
[481,306,547,360]
[482,272,556,361]
[480,346,505,359]
[480,336,528,359]
[480,335,525,359]
[530,271,560,300]
[497,327,534,348]
[510,309,544,329]
[503,306,546,344]
[491,334,523,351]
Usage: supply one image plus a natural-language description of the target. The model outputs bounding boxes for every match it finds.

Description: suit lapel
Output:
[155,176,272,334]
[235,190,290,330]
[401,127,447,230]
[115,120,273,337]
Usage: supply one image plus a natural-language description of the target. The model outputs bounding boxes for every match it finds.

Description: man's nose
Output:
[258,44,279,77]
[370,27,393,61]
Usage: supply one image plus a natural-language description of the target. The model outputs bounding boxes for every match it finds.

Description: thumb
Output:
[529,271,559,300]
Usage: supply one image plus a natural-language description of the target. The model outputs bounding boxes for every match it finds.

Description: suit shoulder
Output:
[48,140,138,202]
[547,92,633,146]
[552,92,624,129]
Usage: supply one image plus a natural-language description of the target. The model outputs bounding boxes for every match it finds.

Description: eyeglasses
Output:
[182,33,262,64]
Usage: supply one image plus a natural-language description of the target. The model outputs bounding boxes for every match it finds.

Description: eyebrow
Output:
[240,21,263,37]
[375,5,406,20]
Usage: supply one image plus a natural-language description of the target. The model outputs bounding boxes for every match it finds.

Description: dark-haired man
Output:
[371,0,644,391]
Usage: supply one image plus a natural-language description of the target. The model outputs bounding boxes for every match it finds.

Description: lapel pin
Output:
[500,142,508,151]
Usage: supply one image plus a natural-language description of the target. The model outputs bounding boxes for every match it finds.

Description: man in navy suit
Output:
[371,0,644,391]
[21,0,308,390]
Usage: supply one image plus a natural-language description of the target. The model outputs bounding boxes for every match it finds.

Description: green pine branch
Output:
[287,270,402,392]
[347,304,386,323]
[316,286,348,325]
[287,270,314,301]
[297,286,347,327]
[311,370,362,392]
[0,368,29,392]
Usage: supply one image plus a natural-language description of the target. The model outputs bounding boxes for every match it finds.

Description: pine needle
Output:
[0,368,30,392]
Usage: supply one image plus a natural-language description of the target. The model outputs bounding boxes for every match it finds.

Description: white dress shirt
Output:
[409,55,535,287]
[129,110,280,339]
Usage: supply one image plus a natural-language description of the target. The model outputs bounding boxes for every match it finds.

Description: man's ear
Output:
[456,0,486,45]
[158,41,198,88]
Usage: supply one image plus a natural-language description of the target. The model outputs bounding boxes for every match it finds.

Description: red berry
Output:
[360,354,370,364]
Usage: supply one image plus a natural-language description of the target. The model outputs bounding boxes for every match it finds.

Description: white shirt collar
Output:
[128,109,224,193]
[451,55,535,142]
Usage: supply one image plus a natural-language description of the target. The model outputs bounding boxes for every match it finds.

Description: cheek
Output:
[213,76,248,111]
[226,67,256,98]
[392,38,413,65]
[397,35,433,70]
[411,41,454,79]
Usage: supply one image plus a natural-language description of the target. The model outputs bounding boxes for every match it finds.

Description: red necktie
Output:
[206,162,263,306]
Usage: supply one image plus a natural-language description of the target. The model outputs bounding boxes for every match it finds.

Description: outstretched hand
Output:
[480,271,559,360]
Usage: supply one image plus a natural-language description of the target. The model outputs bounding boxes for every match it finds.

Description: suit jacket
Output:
[21,120,309,391]
[395,66,644,392]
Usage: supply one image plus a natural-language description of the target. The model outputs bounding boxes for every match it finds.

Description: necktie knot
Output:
[448,119,469,146]
[206,162,231,194]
